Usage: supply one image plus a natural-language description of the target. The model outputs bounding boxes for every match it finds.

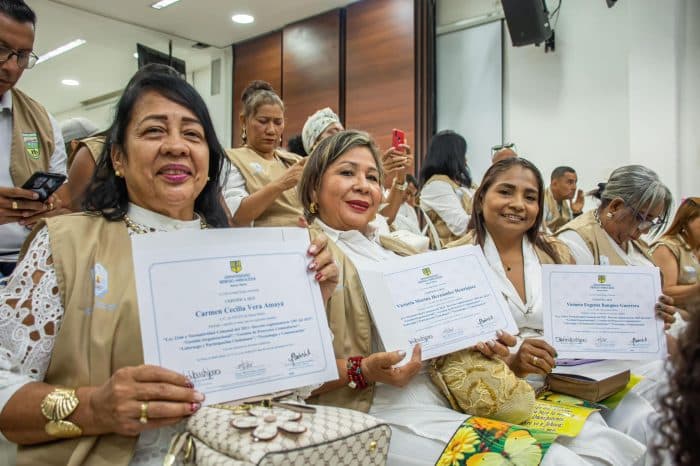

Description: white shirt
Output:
[221,162,248,219]
[314,217,397,268]
[419,180,471,236]
[0,204,201,465]
[482,232,544,341]
[392,202,422,235]
[557,229,655,266]
[0,90,67,262]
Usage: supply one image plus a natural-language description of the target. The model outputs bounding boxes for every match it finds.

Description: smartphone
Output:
[21,172,67,202]
[391,128,406,150]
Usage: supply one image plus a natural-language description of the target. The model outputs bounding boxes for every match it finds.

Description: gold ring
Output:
[11,201,18,210]
[139,402,149,424]
[48,202,54,211]
[532,356,538,366]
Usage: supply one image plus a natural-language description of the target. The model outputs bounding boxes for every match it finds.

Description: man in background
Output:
[0,0,67,276]
[543,166,584,233]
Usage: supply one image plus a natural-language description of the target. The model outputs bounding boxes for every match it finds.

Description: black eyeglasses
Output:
[0,45,39,69]
[491,143,516,155]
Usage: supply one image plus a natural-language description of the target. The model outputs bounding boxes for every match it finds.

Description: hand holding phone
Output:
[21,172,67,202]
[391,129,406,151]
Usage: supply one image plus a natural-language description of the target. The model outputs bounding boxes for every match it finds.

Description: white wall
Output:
[191,48,233,148]
[438,0,699,202]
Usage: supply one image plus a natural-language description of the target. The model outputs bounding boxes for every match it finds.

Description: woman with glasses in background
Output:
[556,165,671,267]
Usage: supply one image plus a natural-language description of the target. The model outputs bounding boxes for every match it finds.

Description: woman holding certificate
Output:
[300,131,643,465]
[0,67,337,466]
[223,81,306,227]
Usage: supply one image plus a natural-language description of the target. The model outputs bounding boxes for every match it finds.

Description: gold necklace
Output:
[123,214,208,234]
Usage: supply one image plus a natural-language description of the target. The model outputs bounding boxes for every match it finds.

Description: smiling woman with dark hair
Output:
[0,66,337,466]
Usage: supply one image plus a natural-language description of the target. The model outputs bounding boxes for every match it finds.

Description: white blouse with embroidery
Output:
[0,204,203,465]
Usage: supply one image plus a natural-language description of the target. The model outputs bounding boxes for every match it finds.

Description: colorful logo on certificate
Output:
[230,260,243,273]
[597,275,606,284]
[22,132,40,160]
[422,267,432,277]
[93,263,109,297]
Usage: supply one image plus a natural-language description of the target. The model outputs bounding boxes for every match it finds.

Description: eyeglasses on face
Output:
[0,45,39,69]
[491,143,516,154]
[633,210,664,230]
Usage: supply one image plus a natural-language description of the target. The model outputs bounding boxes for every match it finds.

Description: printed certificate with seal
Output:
[131,228,338,405]
[542,264,667,360]
[356,245,518,361]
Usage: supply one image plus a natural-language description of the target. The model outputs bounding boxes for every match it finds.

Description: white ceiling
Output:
[19,0,353,116]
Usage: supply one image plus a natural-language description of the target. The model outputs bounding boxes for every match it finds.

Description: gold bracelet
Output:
[40,388,83,438]
[392,179,408,191]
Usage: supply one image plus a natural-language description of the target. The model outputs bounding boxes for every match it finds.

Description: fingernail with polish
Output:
[308,245,318,255]
[315,272,323,281]
[397,350,406,358]
[185,380,194,389]
[194,391,205,402]
[190,402,201,412]
[308,261,318,271]
[486,340,496,348]
[496,329,504,337]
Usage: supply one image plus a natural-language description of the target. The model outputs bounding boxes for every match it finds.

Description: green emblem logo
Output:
[422,267,432,277]
[597,275,606,284]
[230,260,242,273]
[22,133,40,160]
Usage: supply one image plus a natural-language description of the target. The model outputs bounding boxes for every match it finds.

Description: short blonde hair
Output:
[298,130,383,221]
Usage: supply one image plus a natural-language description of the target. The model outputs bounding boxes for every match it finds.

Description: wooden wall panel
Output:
[345,0,415,152]
[282,11,341,145]
[231,32,282,148]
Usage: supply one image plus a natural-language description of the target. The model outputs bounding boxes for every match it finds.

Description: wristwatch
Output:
[392,178,408,191]
[40,388,83,438]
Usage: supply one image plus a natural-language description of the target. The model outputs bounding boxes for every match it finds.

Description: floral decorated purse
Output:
[164,398,391,466]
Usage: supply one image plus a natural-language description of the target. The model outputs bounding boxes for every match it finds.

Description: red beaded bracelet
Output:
[346,356,368,390]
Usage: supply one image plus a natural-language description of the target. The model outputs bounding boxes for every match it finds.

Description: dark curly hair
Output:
[83,64,230,227]
[654,309,700,465]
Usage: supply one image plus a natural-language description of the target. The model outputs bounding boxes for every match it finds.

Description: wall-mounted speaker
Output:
[501,0,553,47]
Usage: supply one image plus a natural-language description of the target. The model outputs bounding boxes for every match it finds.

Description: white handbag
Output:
[165,402,391,466]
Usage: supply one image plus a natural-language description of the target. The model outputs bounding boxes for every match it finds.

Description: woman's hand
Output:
[86,365,203,437]
[656,294,679,330]
[381,145,413,177]
[307,234,339,304]
[275,158,307,192]
[506,339,557,377]
[473,329,517,360]
[361,345,422,388]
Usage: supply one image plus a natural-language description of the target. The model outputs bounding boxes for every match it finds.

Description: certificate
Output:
[131,228,338,405]
[356,245,518,361]
[542,265,666,360]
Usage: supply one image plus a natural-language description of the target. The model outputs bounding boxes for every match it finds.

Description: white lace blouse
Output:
[0,204,204,465]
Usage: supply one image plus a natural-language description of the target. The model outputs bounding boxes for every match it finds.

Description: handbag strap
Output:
[164,432,195,466]
[418,205,443,250]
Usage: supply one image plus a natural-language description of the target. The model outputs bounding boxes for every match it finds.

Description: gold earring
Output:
[606,212,614,218]
[309,202,317,214]
[115,169,122,177]
[241,127,247,142]
[207,176,211,181]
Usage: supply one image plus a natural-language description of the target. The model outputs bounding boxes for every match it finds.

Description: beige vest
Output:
[9,88,54,186]
[306,225,376,413]
[226,146,303,227]
[422,175,473,248]
[556,210,653,265]
[68,135,105,168]
[544,187,572,233]
[446,230,573,265]
[651,234,700,284]
[17,214,142,466]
